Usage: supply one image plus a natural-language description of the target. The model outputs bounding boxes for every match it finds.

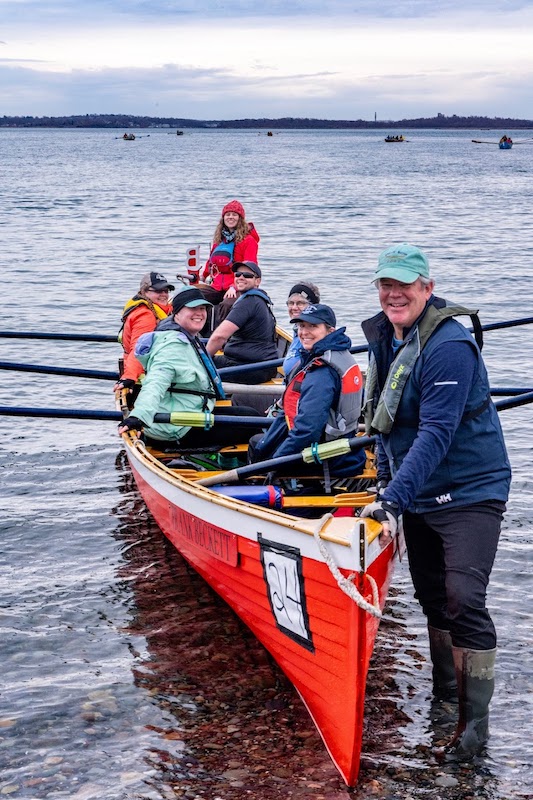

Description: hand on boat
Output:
[118,415,144,436]
[360,500,399,547]
[113,378,136,393]
[368,479,388,498]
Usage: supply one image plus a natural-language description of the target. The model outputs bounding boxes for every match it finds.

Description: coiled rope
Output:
[311,514,382,619]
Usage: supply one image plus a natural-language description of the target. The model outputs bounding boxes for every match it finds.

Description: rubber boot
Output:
[442,647,496,761]
[428,626,457,701]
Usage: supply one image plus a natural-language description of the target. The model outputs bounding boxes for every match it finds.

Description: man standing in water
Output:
[360,243,511,761]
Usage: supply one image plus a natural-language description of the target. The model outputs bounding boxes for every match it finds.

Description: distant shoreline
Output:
[1,113,533,130]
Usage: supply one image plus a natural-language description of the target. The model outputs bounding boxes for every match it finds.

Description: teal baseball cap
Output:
[374,243,430,283]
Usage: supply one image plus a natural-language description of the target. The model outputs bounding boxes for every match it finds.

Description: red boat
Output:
[120,427,401,786]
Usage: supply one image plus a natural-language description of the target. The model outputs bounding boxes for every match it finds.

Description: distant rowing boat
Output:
[384,135,404,142]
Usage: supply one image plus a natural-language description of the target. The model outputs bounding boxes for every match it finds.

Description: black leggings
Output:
[403,501,505,650]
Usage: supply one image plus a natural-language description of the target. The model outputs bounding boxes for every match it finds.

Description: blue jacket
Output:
[362,300,511,513]
[253,328,366,477]
[283,326,305,377]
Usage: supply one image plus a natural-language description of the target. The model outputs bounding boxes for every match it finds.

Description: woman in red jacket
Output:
[199,200,260,329]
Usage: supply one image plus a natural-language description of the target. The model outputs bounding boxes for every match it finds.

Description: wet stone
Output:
[435,774,460,788]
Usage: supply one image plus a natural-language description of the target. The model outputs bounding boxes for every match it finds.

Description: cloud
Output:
[2,57,532,120]
[1,2,533,118]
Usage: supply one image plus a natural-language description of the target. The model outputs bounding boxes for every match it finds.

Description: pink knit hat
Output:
[222,199,245,218]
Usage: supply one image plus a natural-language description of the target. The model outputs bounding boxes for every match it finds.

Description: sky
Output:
[1,0,533,120]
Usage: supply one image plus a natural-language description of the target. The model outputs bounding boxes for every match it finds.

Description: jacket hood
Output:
[307,326,352,358]
[247,222,260,243]
[155,315,180,332]
[134,322,189,368]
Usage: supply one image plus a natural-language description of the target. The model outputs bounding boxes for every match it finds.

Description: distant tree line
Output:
[1,112,532,129]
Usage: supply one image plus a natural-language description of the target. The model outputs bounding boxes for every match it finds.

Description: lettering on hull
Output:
[259,534,314,652]
[170,504,238,566]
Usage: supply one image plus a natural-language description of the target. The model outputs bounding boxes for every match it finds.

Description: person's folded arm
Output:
[206,320,239,356]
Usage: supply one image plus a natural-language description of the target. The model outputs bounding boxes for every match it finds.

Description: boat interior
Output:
[119,323,378,521]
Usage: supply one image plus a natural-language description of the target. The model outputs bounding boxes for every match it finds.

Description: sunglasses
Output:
[233,271,256,278]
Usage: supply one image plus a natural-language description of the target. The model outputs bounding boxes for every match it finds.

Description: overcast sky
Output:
[1,0,533,120]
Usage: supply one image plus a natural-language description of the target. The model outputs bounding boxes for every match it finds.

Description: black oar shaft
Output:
[0,331,118,342]
[0,407,273,426]
[218,342,368,377]
[0,407,122,421]
[0,361,118,380]
[490,387,533,396]
[478,316,533,332]
[494,391,533,411]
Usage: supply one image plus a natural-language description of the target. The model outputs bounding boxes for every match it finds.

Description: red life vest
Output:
[283,350,363,440]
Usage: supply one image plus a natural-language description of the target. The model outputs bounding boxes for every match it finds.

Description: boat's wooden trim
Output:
[124,433,369,545]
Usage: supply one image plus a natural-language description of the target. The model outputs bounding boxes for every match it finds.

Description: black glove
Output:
[119,415,144,433]
[369,479,388,498]
[360,500,399,536]
[116,378,137,391]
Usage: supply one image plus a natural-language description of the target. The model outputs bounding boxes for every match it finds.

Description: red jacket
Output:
[202,223,260,291]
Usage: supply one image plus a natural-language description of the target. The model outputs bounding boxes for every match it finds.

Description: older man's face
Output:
[378,277,433,337]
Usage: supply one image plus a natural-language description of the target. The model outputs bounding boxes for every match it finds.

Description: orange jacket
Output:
[121,300,171,382]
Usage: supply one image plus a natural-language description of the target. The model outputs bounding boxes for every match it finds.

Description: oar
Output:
[478,315,533,332]
[219,316,533,378]
[0,331,118,342]
[490,387,533,396]
[0,407,275,427]
[471,140,499,145]
[197,435,378,487]
[493,391,533,412]
[218,343,369,378]
[0,357,529,403]
[0,361,119,381]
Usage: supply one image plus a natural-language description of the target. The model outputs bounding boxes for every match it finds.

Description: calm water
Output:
[1,128,532,799]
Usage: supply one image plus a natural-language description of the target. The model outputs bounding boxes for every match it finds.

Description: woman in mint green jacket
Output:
[118,287,262,447]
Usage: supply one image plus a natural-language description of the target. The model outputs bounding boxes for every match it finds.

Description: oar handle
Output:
[156,412,272,428]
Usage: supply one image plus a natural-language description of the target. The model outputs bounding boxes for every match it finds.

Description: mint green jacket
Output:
[133,328,216,441]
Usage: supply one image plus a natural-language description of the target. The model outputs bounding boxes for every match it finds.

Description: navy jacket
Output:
[362,300,511,514]
[253,328,365,477]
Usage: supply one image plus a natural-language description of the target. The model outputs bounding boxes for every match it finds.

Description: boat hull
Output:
[499,142,512,149]
[124,439,399,786]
